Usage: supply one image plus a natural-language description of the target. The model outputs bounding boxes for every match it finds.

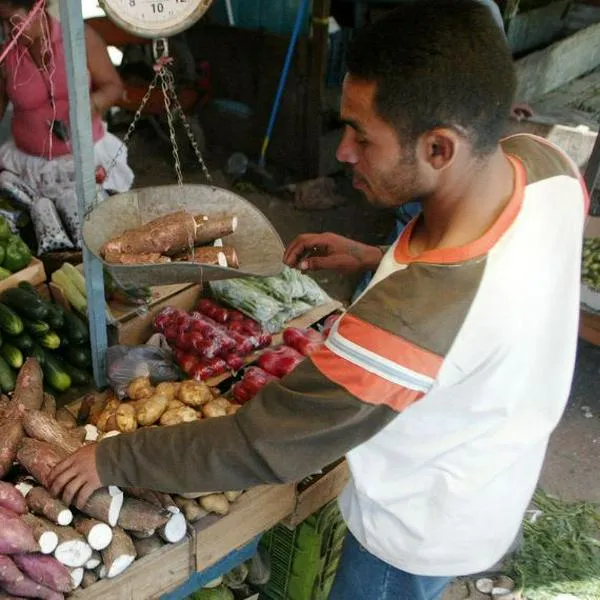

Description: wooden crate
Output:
[0,257,46,294]
[581,215,600,346]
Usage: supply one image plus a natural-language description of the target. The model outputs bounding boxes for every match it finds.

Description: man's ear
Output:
[418,128,460,171]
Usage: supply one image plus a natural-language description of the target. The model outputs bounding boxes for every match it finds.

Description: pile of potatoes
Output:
[89,377,241,436]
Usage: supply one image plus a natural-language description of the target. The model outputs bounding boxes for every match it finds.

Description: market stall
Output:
[0,2,353,599]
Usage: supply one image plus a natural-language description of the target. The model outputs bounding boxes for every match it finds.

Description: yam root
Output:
[133,533,164,558]
[12,358,44,411]
[81,569,98,589]
[21,513,59,555]
[16,439,67,489]
[23,410,82,455]
[0,419,24,479]
[34,520,91,568]
[159,406,198,426]
[0,481,27,515]
[26,487,73,526]
[69,567,84,590]
[0,506,40,554]
[129,529,155,540]
[73,517,113,551]
[198,494,230,516]
[78,487,124,528]
[104,251,170,265]
[177,380,212,408]
[115,403,137,433]
[135,393,168,426]
[12,553,73,593]
[41,393,57,418]
[1,572,64,600]
[193,215,238,245]
[84,551,101,571]
[117,497,170,532]
[77,393,107,427]
[124,488,163,509]
[55,408,77,430]
[158,511,187,543]
[126,377,153,401]
[173,246,239,269]
[174,496,207,523]
[100,527,136,579]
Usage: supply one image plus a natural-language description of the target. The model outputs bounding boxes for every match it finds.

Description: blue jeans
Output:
[328,532,453,600]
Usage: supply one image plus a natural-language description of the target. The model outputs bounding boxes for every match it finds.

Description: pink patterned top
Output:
[1,16,104,158]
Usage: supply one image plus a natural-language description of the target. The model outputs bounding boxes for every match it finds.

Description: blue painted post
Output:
[58,0,108,387]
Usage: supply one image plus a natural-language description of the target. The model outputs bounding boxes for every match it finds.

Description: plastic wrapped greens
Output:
[210,268,331,332]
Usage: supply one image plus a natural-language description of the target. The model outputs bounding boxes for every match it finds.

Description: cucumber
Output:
[29,343,46,366]
[62,311,89,345]
[65,345,91,369]
[40,350,71,392]
[0,355,15,393]
[23,319,50,336]
[0,342,23,369]
[17,282,64,329]
[0,303,24,336]
[61,362,90,387]
[1,288,49,321]
[39,331,61,350]
[10,333,34,353]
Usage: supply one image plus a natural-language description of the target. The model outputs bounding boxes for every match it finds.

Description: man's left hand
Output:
[48,444,103,509]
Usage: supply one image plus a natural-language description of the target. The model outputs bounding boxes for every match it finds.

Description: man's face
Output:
[0,5,40,42]
[336,76,426,208]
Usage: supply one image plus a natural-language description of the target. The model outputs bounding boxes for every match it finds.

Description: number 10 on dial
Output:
[100,0,213,39]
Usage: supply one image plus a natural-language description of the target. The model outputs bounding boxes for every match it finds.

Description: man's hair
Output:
[0,0,38,10]
[346,0,516,155]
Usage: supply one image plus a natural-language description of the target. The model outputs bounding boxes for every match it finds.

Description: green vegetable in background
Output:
[0,267,11,281]
[3,236,32,272]
[0,245,5,266]
[0,216,11,242]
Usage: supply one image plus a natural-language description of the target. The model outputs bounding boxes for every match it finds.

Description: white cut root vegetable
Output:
[79,486,123,527]
[101,527,136,579]
[26,486,73,526]
[158,511,187,543]
[73,516,113,551]
[84,550,101,570]
[69,567,84,589]
[21,513,59,555]
[133,534,165,558]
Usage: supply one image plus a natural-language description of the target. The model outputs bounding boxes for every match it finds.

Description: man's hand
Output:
[48,444,103,509]
[284,233,384,274]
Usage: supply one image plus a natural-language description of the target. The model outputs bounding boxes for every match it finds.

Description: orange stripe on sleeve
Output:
[311,346,425,412]
[337,313,443,379]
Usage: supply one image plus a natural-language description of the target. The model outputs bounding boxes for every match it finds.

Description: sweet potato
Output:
[159,407,198,426]
[2,572,65,599]
[115,404,137,433]
[135,393,168,426]
[0,506,40,553]
[0,419,24,479]
[0,554,25,584]
[177,380,212,408]
[0,482,27,515]
[11,358,43,411]
[22,410,81,455]
[11,553,73,593]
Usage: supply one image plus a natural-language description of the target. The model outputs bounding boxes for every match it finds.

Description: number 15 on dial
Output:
[100,0,213,39]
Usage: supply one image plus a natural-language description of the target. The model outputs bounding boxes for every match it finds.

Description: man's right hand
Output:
[284,233,384,274]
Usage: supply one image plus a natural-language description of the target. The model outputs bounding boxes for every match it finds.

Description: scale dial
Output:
[100,0,213,39]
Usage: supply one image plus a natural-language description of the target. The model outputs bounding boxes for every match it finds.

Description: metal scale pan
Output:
[82,184,285,288]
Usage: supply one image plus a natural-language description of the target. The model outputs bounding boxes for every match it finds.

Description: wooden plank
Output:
[0,258,46,295]
[285,460,349,528]
[515,22,600,102]
[580,309,600,346]
[194,484,297,572]
[71,538,192,600]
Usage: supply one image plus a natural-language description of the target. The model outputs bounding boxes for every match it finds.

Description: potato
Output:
[127,377,154,401]
[178,380,212,408]
[116,403,138,433]
[167,399,186,411]
[159,407,198,427]
[209,387,221,398]
[226,404,242,416]
[136,394,169,427]
[199,494,230,516]
[202,398,231,419]
[97,408,119,433]
[224,490,244,503]
[155,382,180,402]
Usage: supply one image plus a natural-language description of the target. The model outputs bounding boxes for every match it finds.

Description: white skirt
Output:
[0,125,134,250]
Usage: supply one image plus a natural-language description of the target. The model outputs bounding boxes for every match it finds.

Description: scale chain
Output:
[159,67,184,185]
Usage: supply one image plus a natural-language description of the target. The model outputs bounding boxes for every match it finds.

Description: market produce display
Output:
[0,283,92,394]
[0,216,33,280]
[100,211,239,268]
[210,266,332,332]
[0,361,247,597]
[154,300,272,381]
[582,237,600,292]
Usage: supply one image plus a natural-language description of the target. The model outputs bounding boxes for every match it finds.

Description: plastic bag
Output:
[0,170,37,209]
[31,197,73,254]
[106,345,180,399]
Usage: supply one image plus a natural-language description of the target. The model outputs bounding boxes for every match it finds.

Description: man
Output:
[49,2,588,599]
